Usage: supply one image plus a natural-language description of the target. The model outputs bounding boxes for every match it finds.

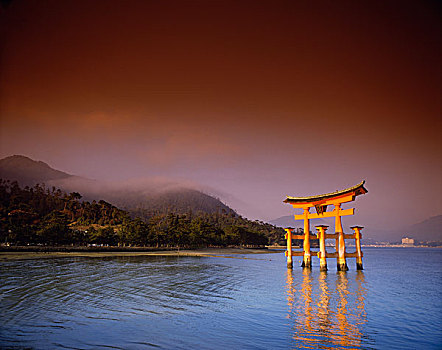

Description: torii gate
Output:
[283,181,368,271]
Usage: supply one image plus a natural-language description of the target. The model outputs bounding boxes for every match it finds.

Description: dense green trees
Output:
[0,179,285,247]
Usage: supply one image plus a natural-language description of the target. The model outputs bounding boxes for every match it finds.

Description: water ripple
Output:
[2,249,441,349]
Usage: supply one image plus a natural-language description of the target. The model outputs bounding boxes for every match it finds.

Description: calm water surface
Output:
[1,248,441,349]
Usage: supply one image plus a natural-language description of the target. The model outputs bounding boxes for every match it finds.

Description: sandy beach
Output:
[0,248,283,261]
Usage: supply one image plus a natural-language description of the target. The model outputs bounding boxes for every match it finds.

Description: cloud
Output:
[138,125,247,168]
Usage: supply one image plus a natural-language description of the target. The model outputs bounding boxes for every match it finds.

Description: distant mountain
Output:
[0,155,74,186]
[360,226,401,243]
[0,155,235,216]
[269,215,294,228]
[356,216,442,243]
[270,214,442,243]
[406,215,442,242]
[269,215,332,229]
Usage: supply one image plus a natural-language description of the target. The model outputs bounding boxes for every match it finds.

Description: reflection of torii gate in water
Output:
[286,269,367,348]
[283,181,368,271]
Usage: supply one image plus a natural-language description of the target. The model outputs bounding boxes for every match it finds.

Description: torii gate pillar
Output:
[301,208,311,268]
[351,226,364,270]
[335,203,348,271]
[316,225,328,271]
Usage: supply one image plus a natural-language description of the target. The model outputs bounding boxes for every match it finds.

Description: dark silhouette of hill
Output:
[0,155,74,186]
[0,155,234,216]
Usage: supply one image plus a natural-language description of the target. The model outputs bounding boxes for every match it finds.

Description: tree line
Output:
[0,179,286,248]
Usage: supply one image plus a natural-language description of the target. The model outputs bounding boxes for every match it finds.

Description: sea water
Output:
[1,248,441,349]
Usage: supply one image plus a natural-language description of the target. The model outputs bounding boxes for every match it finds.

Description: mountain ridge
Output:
[0,155,235,216]
[0,155,75,185]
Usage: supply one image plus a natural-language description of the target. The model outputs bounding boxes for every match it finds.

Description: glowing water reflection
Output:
[2,249,440,349]
[286,269,367,349]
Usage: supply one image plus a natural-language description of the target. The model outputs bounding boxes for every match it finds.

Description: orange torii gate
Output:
[283,181,368,271]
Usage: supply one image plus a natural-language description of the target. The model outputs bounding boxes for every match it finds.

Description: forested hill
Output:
[0,155,234,217]
[103,187,235,218]
[0,180,285,247]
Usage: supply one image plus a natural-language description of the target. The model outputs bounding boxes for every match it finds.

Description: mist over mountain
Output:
[3,155,440,242]
[0,155,234,216]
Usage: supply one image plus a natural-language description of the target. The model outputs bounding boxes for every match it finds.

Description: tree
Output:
[122,218,149,246]
[37,212,70,245]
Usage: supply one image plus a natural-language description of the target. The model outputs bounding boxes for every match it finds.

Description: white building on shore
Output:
[401,237,415,246]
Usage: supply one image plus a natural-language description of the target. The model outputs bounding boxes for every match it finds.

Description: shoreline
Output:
[0,247,282,261]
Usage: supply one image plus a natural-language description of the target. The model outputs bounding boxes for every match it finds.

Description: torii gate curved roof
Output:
[284,181,368,205]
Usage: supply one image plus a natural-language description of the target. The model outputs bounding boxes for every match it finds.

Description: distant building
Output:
[402,237,415,246]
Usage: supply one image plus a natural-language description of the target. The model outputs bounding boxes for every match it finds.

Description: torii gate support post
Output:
[351,226,364,270]
[316,225,328,271]
[284,228,293,269]
[335,203,349,271]
[302,208,312,268]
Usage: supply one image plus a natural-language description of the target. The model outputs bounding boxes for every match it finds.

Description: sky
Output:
[1,0,441,231]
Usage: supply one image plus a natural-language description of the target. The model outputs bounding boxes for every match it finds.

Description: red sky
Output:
[1,0,441,230]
